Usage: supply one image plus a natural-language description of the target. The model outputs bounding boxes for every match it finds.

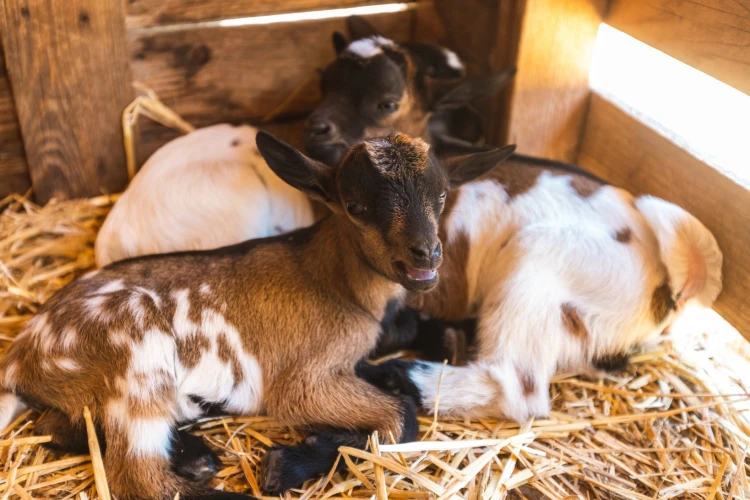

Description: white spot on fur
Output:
[174,307,264,418]
[442,48,464,72]
[0,393,26,430]
[85,295,111,322]
[135,287,161,308]
[199,283,211,296]
[55,358,81,371]
[346,36,395,58]
[2,362,18,388]
[128,418,172,458]
[81,270,100,280]
[172,289,200,340]
[58,326,78,350]
[96,279,125,295]
[130,329,175,375]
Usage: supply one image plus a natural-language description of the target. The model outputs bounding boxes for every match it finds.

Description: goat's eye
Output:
[377,101,399,112]
[346,201,366,215]
[439,191,447,201]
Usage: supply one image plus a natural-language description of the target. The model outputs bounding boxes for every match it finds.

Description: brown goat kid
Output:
[0,133,515,500]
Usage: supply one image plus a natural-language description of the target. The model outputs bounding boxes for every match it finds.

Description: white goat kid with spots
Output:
[397,163,723,423]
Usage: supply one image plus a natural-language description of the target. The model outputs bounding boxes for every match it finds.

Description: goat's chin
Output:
[305,142,348,166]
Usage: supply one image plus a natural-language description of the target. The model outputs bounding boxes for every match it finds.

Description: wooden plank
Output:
[0,0,134,204]
[130,11,416,163]
[607,0,750,96]
[0,41,30,198]
[127,0,391,30]
[577,94,750,340]
[505,0,609,162]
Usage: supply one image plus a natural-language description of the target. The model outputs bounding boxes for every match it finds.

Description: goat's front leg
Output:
[262,374,417,494]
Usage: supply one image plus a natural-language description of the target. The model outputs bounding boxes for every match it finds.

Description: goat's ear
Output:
[429,67,517,111]
[332,32,348,54]
[256,132,334,202]
[441,144,516,186]
[347,15,380,40]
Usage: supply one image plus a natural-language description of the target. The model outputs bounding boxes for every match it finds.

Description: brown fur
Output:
[561,303,588,340]
[0,134,491,499]
[651,281,676,324]
[519,372,536,397]
[407,190,469,321]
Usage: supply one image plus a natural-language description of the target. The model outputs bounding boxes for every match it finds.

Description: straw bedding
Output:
[0,193,749,500]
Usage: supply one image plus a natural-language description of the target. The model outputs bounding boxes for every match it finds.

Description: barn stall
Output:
[0,0,749,498]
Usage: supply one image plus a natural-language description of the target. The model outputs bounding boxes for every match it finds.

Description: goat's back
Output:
[95,124,315,267]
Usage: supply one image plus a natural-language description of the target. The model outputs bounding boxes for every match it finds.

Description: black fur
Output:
[592,352,631,373]
[182,490,257,500]
[171,430,221,483]
[261,396,417,494]
[356,359,424,407]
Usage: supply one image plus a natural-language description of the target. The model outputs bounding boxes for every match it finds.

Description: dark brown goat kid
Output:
[0,133,515,500]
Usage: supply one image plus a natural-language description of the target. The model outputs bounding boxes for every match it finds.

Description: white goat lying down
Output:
[383,158,724,422]
[95,124,315,267]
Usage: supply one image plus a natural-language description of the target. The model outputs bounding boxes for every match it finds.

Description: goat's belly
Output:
[176,351,264,421]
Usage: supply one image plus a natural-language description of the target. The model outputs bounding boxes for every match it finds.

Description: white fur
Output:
[346,36,395,59]
[96,279,125,295]
[128,418,173,458]
[409,176,723,423]
[0,393,26,430]
[95,124,315,267]
[441,48,464,72]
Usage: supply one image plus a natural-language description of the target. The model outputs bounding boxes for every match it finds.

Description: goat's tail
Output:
[635,196,723,308]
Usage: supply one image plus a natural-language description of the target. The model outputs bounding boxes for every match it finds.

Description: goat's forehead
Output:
[362,135,431,176]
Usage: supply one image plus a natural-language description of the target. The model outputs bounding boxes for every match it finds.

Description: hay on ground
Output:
[1,193,749,500]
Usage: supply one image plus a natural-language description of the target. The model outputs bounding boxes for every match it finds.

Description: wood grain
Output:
[505,0,608,162]
[607,0,750,96]
[0,0,134,203]
[130,10,417,164]
[578,94,750,340]
[127,0,393,30]
[0,42,30,198]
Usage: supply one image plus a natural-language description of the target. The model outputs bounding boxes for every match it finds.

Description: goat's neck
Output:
[304,217,404,320]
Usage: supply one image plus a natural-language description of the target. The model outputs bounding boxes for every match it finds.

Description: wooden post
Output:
[505,0,608,162]
[0,0,134,203]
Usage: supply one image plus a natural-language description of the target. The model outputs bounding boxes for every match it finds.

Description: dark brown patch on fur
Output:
[488,166,543,200]
[615,228,632,243]
[651,281,676,324]
[217,333,244,385]
[231,138,241,147]
[176,334,210,370]
[569,176,600,198]
[561,303,588,340]
[519,372,535,397]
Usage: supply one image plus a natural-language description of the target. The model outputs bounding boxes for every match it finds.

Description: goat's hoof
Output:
[175,452,219,483]
[172,432,220,483]
[261,447,303,495]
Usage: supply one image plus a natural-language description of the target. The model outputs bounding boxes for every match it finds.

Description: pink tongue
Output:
[406,266,436,281]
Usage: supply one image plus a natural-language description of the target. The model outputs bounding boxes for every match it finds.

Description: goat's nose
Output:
[409,242,441,262]
[307,117,335,138]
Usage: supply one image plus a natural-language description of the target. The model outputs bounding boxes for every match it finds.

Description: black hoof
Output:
[261,446,305,495]
[261,431,367,494]
[172,430,220,483]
